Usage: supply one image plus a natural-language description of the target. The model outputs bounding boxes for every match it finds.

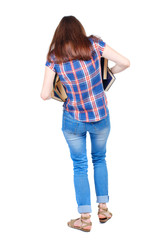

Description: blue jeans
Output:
[61,106,111,214]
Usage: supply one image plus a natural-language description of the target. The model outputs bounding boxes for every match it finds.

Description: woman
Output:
[40,16,130,232]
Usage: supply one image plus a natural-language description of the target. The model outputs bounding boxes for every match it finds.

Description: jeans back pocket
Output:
[62,110,79,134]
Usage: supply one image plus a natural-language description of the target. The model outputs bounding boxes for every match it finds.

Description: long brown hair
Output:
[46,16,101,64]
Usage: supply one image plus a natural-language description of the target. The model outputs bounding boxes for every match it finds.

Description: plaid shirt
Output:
[45,37,108,122]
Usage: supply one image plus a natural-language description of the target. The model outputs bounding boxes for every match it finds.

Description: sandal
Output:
[98,204,113,223]
[67,214,92,232]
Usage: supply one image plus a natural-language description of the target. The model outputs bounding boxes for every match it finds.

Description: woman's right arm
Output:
[102,44,130,74]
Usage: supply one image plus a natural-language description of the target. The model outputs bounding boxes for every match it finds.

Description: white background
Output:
[0,0,155,239]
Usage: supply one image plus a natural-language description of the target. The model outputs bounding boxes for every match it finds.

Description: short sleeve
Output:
[45,55,56,72]
[97,39,106,56]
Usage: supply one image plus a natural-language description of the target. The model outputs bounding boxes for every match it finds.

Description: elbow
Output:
[118,59,130,70]
[124,59,130,68]
[40,92,48,100]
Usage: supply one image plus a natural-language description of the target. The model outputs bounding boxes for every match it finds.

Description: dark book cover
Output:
[101,57,116,91]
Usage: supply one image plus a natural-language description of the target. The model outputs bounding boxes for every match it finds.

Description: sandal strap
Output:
[80,215,92,227]
[98,204,108,210]
[81,218,92,227]
[69,218,80,227]
[68,217,92,228]
[98,205,112,217]
[81,214,91,220]
[81,221,92,227]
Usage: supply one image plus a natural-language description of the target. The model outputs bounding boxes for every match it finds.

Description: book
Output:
[51,73,68,102]
[101,57,116,91]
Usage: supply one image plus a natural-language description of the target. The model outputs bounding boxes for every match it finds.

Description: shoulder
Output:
[88,36,105,50]
[88,35,100,43]
[88,36,106,57]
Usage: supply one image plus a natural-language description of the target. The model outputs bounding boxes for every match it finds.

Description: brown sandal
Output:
[98,204,113,223]
[67,214,92,232]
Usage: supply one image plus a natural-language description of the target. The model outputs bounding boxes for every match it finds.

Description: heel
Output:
[98,204,113,223]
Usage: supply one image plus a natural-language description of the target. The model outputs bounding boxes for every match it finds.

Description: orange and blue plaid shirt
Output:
[45,37,108,122]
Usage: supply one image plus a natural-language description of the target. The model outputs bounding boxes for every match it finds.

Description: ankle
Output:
[99,203,107,208]
[81,213,91,219]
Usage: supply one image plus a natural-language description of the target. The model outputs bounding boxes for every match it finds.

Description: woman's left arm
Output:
[40,66,55,100]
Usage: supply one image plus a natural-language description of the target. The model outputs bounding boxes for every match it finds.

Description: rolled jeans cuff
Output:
[97,195,109,203]
[78,205,92,214]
